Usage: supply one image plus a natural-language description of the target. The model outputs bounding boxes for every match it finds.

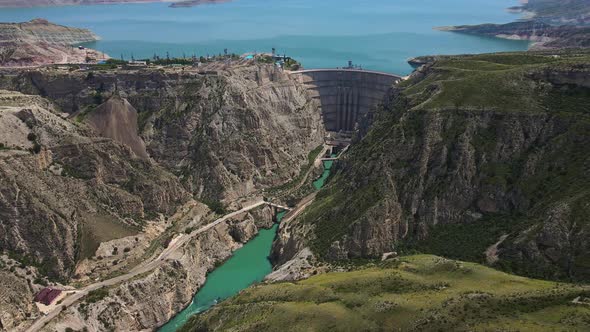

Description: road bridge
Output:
[290,69,402,132]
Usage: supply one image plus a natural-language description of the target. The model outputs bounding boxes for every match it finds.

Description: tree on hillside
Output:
[0,46,16,65]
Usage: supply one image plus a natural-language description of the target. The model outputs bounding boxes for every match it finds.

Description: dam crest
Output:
[290,68,402,133]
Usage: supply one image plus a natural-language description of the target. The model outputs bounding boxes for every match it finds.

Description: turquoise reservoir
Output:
[0,0,529,74]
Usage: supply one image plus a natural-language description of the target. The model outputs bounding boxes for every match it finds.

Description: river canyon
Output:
[1,0,590,331]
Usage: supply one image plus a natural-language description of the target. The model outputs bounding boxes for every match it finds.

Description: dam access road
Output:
[25,201,292,332]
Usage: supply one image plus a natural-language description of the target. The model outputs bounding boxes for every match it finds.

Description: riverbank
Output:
[159,212,284,332]
[181,255,590,331]
[161,153,338,330]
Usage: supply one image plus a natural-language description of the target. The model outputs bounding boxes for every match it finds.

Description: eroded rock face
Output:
[0,64,325,201]
[273,54,590,281]
[0,270,38,331]
[85,96,149,160]
[44,219,255,332]
[0,90,189,281]
[0,62,324,331]
[499,199,590,279]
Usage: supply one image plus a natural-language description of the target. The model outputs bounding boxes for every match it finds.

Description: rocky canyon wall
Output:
[273,51,590,281]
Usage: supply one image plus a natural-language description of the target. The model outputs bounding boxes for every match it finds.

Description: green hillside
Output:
[181,255,590,332]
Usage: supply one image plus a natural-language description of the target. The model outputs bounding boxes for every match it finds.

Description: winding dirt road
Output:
[25,200,271,332]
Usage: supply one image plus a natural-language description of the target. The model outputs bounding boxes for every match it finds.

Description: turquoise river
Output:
[159,212,284,332]
[160,156,334,331]
[0,1,530,330]
[0,0,529,74]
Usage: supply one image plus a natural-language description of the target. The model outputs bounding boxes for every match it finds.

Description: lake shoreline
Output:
[0,0,529,74]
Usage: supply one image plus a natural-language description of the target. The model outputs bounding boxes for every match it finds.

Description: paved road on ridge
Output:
[25,200,287,332]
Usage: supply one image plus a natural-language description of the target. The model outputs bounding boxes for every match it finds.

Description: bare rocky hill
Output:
[0,63,325,201]
[0,19,98,45]
[85,96,149,160]
[0,19,104,67]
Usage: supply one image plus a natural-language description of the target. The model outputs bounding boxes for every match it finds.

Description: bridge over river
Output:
[290,69,403,132]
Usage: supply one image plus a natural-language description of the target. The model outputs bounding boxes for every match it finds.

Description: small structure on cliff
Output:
[34,288,62,306]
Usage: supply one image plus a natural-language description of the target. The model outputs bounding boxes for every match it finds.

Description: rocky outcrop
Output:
[274,51,590,281]
[0,90,189,281]
[84,96,149,160]
[228,205,275,243]
[265,247,324,282]
[42,209,260,332]
[0,64,325,201]
[0,269,38,331]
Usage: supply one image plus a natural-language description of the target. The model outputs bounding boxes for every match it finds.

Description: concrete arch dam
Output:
[290,69,402,132]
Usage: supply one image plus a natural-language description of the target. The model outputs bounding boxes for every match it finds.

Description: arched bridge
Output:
[290,69,402,132]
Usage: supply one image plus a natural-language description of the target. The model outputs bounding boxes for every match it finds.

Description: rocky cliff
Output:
[0,90,189,281]
[0,61,324,330]
[0,63,325,201]
[39,204,273,332]
[0,89,191,330]
[274,50,590,282]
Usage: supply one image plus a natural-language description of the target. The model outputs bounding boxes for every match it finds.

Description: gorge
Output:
[1,48,589,332]
[182,48,590,332]
[1,0,590,331]
[0,60,326,331]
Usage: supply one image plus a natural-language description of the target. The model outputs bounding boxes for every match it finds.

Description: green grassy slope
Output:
[181,255,590,332]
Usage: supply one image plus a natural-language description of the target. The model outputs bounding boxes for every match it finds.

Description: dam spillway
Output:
[290,69,402,132]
